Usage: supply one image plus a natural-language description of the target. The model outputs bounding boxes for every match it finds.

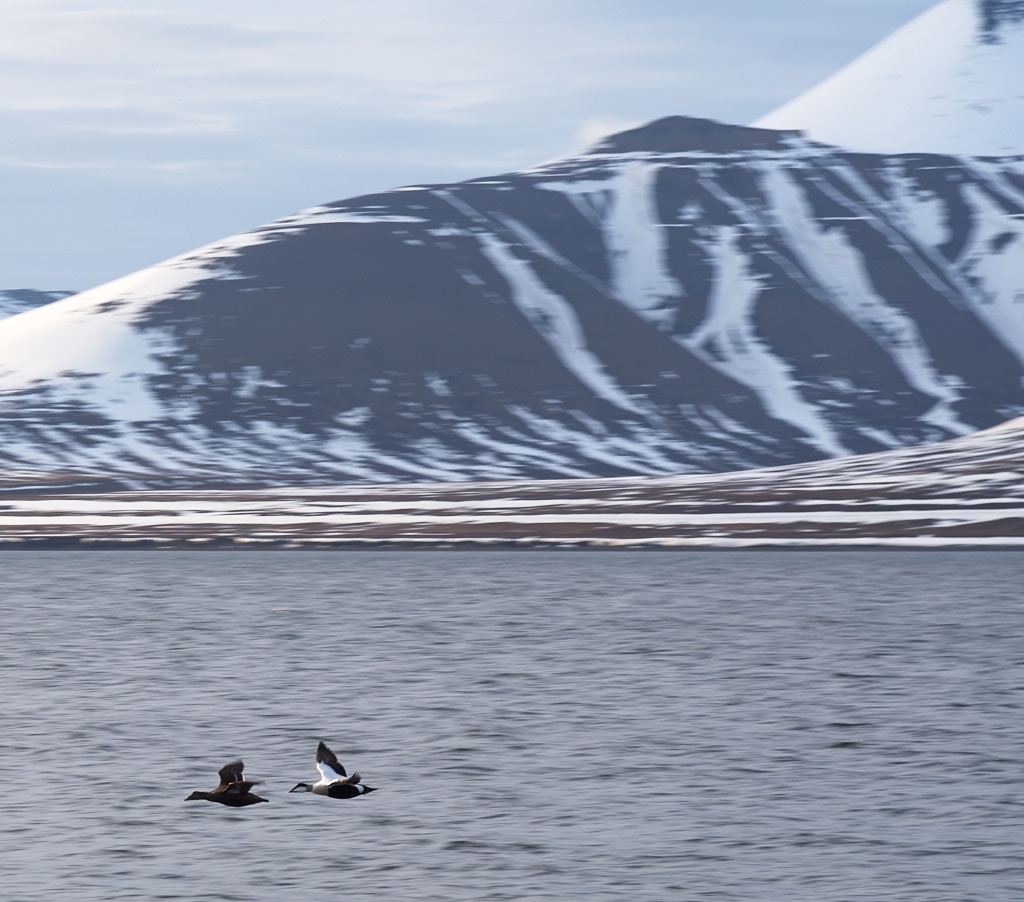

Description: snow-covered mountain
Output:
[0,116,1023,486]
[754,0,1024,155]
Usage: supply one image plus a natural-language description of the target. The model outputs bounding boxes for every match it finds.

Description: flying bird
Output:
[184,760,268,807]
[288,741,377,799]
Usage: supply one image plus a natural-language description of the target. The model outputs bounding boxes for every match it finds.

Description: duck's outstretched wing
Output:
[218,760,246,787]
[316,741,347,781]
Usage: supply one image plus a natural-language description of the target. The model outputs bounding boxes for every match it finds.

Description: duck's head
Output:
[288,782,314,793]
[184,791,209,801]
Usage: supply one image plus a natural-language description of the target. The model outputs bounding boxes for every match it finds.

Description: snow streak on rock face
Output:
[0,117,1023,487]
[755,0,1024,156]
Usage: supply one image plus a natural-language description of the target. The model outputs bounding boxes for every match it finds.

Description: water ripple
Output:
[1,550,1023,900]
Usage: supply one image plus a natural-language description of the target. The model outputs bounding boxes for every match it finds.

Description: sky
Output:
[1,0,939,291]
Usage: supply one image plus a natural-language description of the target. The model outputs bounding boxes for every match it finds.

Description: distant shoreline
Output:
[0,537,1021,551]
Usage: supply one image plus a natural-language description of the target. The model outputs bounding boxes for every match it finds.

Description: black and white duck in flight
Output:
[288,741,378,799]
[185,760,268,807]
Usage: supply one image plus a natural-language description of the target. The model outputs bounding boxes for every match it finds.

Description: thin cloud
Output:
[0,1,727,119]
[0,0,941,288]
[0,157,220,174]
[574,117,644,151]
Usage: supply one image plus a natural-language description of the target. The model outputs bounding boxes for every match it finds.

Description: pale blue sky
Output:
[1,0,937,290]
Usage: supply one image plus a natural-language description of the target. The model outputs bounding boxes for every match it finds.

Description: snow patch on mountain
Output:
[758,166,969,435]
[602,162,682,330]
[477,233,643,415]
[0,231,269,424]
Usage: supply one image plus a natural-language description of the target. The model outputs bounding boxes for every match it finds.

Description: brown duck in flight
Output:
[185,760,268,807]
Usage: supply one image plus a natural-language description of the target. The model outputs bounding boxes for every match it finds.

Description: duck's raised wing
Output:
[218,760,246,787]
[316,741,347,780]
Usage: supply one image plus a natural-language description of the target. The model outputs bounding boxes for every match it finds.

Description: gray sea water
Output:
[3,550,1024,901]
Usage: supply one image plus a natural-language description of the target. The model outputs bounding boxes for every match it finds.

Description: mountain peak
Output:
[588,116,802,156]
[754,0,1024,156]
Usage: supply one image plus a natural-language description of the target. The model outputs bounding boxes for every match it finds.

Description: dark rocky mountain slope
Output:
[0,117,1022,485]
